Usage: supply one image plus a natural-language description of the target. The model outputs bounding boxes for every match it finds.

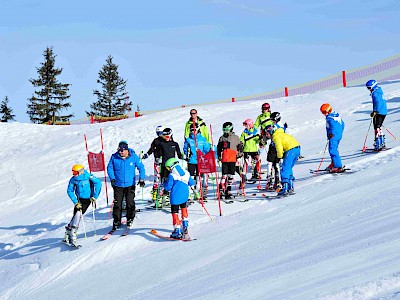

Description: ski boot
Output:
[288,180,294,194]
[325,162,333,171]
[68,226,78,245]
[182,219,189,238]
[127,219,134,228]
[170,227,182,239]
[277,182,289,196]
[63,225,71,243]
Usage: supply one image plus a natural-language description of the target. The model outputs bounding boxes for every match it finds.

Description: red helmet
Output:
[262,103,270,111]
[320,103,332,114]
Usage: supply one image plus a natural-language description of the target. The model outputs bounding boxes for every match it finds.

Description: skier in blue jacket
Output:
[163,157,197,239]
[64,164,102,245]
[366,79,388,151]
[320,103,345,173]
[183,126,211,199]
[107,140,146,230]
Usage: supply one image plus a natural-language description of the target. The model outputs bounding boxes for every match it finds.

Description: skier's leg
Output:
[125,186,136,227]
[112,187,124,229]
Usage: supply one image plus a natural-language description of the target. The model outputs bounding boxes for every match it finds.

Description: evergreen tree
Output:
[0,96,16,122]
[27,47,73,124]
[88,55,131,117]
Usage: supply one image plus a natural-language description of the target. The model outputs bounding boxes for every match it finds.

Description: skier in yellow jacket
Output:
[265,125,300,196]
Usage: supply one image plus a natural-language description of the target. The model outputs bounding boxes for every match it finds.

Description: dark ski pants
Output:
[113,186,136,224]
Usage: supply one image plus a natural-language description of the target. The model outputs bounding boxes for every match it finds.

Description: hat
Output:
[118,140,129,151]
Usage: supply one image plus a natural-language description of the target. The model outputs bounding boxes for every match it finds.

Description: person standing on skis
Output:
[366,79,388,151]
[320,103,345,173]
[156,128,183,206]
[240,119,262,181]
[217,121,243,199]
[107,140,146,230]
[163,157,196,239]
[183,125,211,200]
[184,109,211,143]
[64,164,102,245]
[265,125,300,196]
[141,125,165,202]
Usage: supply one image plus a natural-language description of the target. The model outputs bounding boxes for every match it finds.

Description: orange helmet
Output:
[72,164,84,172]
[320,103,332,114]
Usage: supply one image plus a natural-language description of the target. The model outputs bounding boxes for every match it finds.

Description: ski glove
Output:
[328,133,334,139]
[284,122,288,129]
[111,179,116,187]
[75,202,82,210]
[141,153,149,160]
[90,197,96,203]
[370,111,377,118]
[138,180,145,187]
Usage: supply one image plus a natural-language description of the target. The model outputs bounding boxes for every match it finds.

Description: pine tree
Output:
[27,47,73,124]
[0,96,16,122]
[88,55,131,117]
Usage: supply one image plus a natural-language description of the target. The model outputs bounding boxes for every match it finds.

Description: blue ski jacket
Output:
[107,148,145,188]
[326,111,345,141]
[163,165,196,205]
[370,86,387,115]
[183,133,211,164]
[67,170,102,204]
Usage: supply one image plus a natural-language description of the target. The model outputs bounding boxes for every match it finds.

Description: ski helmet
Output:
[366,79,377,90]
[262,103,270,111]
[243,119,254,129]
[156,125,164,136]
[165,157,179,170]
[222,122,233,133]
[71,164,84,175]
[320,103,333,115]
[162,128,172,138]
[270,112,281,123]
[265,125,277,136]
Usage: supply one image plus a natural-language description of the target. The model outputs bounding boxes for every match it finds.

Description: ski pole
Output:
[382,125,398,141]
[315,141,329,176]
[141,186,144,205]
[362,117,374,152]
[92,202,97,236]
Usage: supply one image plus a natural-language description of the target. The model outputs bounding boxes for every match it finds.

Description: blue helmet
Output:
[366,79,377,90]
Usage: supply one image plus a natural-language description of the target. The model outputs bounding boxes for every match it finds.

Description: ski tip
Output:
[150,229,157,234]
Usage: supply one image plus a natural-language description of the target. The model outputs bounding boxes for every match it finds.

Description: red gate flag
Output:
[88,151,105,172]
[197,150,217,173]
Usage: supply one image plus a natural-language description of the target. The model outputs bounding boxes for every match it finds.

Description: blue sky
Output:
[1,0,399,122]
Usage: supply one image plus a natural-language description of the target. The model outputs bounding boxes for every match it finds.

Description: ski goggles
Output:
[118,145,128,152]
[72,170,80,176]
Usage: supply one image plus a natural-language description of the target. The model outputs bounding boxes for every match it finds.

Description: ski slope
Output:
[1,82,400,299]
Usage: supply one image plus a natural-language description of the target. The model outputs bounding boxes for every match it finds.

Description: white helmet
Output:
[156,125,164,136]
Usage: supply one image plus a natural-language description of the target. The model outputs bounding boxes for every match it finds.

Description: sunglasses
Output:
[190,112,197,115]
[118,147,128,152]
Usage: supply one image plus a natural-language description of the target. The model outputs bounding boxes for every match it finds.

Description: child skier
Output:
[265,125,300,196]
[217,121,243,199]
[163,157,197,239]
[183,125,211,200]
[240,119,262,181]
[141,125,165,202]
[254,102,274,143]
[366,79,388,151]
[320,103,345,173]
[64,164,102,245]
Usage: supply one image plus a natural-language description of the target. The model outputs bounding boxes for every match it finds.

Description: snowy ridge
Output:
[1,83,400,299]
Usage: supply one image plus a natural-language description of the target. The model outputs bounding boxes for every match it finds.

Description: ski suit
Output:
[107,148,146,225]
[370,85,387,149]
[325,111,345,168]
[156,139,183,179]
[272,128,300,188]
[240,128,261,179]
[67,170,102,228]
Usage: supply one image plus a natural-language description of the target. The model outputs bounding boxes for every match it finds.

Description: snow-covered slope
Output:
[1,82,400,299]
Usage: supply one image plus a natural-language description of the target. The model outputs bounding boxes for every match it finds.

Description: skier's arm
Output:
[67,179,78,204]
[106,156,115,181]
[90,175,102,199]
[163,174,174,192]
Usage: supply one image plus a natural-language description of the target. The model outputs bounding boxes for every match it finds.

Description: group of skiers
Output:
[63,79,387,242]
